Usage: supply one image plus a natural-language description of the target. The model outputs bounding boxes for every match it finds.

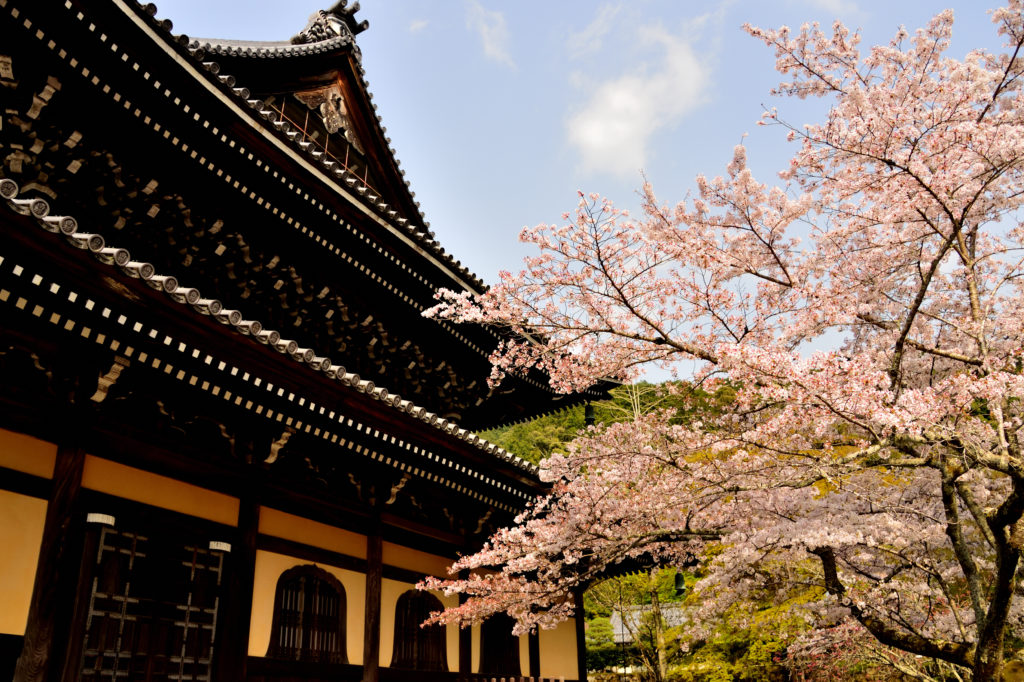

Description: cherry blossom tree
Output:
[422,4,1024,680]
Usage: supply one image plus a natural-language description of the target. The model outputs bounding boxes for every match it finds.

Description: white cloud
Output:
[465,0,515,68]
[567,24,708,177]
[408,19,429,34]
[566,4,621,59]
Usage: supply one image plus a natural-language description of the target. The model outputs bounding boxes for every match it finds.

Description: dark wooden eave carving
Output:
[0,0,609,434]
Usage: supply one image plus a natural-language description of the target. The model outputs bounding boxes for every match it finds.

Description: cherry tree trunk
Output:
[972,543,1019,682]
[973,641,1004,682]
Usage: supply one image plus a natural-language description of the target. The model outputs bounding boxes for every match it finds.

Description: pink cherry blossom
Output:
[423,4,1024,680]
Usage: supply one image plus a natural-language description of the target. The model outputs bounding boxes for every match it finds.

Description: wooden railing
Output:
[266,100,380,198]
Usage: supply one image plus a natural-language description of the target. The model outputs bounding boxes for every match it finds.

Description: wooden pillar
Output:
[14,445,85,682]
[215,492,260,681]
[458,570,472,674]
[528,630,541,678]
[574,589,588,682]
[59,514,108,682]
[362,513,383,682]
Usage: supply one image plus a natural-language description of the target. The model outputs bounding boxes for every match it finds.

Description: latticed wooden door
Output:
[79,525,225,681]
[266,565,347,663]
[390,590,447,671]
[478,613,521,676]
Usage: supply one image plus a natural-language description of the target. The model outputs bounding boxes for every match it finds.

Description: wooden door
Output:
[78,525,225,681]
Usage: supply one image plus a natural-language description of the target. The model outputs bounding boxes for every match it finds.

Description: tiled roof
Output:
[128,0,610,411]
[609,605,688,644]
[192,37,354,59]
[151,2,488,293]
[0,176,543,478]
[1,0,610,435]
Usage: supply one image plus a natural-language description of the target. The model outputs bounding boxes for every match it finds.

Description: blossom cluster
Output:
[423,3,1024,679]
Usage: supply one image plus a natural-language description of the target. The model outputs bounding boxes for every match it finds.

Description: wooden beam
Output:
[362,512,382,682]
[13,445,85,682]
[257,533,367,574]
[58,513,106,682]
[0,465,49,499]
[215,490,260,681]
[529,630,541,678]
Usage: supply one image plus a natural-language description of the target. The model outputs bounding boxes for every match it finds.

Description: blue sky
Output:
[155,0,1007,284]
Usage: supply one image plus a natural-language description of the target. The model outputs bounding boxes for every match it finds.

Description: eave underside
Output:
[0,211,539,548]
[0,0,605,431]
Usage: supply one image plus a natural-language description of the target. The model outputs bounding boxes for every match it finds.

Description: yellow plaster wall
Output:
[0,428,56,478]
[380,579,460,672]
[249,550,366,663]
[381,541,454,577]
[0,489,47,635]
[81,456,238,526]
[258,507,366,558]
[540,620,579,679]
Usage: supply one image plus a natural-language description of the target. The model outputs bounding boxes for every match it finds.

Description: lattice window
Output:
[266,565,347,664]
[390,590,447,671]
[80,525,225,681]
[478,613,521,676]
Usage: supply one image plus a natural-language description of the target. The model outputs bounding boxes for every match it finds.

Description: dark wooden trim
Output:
[574,589,588,682]
[252,489,373,539]
[0,465,50,499]
[381,525,465,564]
[217,493,260,681]
[529,630,541,678]
[362,515,382,682]
[381,563,433,586]
[380,510,465,549]
[258,533,368,574]
[77,488,238,536]
[256,531,441,586]
[14,445,85,682]
[257,488,464,562]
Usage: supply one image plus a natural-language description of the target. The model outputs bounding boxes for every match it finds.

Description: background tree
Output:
[484,383,734,678]
[481,382,724,464]
[422,4,1024,681]
[585,615,620,674]
[586,568,687,681]
[785,621,978,681]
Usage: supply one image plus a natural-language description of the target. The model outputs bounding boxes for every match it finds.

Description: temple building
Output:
[0,1,602,679]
